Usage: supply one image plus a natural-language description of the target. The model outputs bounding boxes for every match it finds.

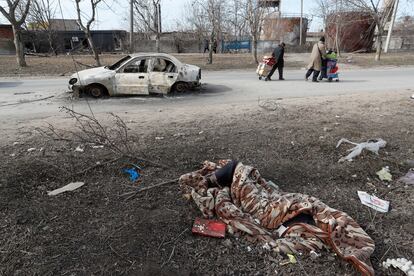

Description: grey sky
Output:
[1,0,413,32]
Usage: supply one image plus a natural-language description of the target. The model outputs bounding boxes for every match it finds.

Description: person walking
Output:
[305,37,326,82]
[266,42,285,81]
[203,39,209,53]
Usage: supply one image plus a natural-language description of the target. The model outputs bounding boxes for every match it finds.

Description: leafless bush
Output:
[37,106,168,169]
[38,106,131,155]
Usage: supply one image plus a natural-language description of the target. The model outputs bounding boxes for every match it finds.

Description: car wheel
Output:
[173,82,188,93]
[88,84,105,98]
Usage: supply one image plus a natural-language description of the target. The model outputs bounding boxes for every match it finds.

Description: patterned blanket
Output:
[179,160,375,276]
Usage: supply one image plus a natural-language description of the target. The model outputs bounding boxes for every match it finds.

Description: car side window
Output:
[152,58,177,73]
[123,58,149,73]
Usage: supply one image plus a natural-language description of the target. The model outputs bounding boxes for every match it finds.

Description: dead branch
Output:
[120,178,179,200]
[0,96,54,107]
[108,244,133,264]
[161,245,175,268]
[74,156,122,176]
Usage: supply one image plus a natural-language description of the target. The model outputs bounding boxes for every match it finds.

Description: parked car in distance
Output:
[69,53,201,97]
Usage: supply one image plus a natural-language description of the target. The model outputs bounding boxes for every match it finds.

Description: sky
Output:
[1,0,414,32]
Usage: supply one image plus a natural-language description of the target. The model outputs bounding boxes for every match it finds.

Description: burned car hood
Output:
[70,67,115,85]
[178,64,201,81]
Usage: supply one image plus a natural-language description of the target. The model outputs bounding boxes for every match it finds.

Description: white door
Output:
[114,57,150,95]
[148,57,179,94]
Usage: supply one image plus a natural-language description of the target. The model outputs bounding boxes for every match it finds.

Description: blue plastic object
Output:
[123,168,140,182]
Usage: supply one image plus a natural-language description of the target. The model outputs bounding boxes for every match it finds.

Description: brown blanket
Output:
[180,160,375,276]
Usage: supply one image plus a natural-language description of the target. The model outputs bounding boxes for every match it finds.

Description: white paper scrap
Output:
[47,182,85,196]
[357,191,389,213]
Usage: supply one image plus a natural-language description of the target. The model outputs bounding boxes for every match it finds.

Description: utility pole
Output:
[384,0,399,53]
[157,3,161,34]
[299,0,303,45]
[130,0,133,53]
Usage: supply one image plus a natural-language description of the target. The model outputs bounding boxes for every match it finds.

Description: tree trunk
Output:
[208,35,214,64]
[86,32,101,66]
[375,31,382,61]
[12,25,27,67]
[155,33,160,52]
[252,35,258,64]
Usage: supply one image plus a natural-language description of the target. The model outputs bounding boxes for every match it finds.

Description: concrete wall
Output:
[132,39,202,53]
[0,39,15,55]
[381,35,414,51]
[0,25,14,55]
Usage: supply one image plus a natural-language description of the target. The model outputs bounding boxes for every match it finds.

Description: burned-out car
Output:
[69,53,201,97]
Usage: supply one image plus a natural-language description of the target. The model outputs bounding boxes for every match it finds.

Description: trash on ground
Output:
[75,146,84,152]
[310,250,321,259]
[155,136,164,140]
[411,94,414,99]
[123,168,141,182]
[377,167,392,182]
[287,254,297,264]
[336,138,386,162]
[280,254,297,266]
[398,170,414,185]
[47,182,85,196]
[91,145,104,149]
[13,142,19,146]
[357,191,390,213]
[27,148,36,152]
[192,217,226,238]
[383,258,414,275]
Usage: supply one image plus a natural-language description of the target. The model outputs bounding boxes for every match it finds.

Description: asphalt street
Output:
[0,67,413,121]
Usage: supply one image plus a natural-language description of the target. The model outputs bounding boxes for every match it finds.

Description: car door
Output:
[114,57,150,95]
[148,57,179,94]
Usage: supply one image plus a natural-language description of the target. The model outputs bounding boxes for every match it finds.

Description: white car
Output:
[69,53,201,97]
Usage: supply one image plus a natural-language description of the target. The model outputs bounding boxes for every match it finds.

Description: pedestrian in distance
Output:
[203,39,209,53]
[305,36,326,82]
[265,42,285,81]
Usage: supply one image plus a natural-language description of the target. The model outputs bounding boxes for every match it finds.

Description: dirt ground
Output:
[1,90,413,275]
[1,51,414,77]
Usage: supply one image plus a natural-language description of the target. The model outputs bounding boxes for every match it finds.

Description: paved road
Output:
[1,67,413,121]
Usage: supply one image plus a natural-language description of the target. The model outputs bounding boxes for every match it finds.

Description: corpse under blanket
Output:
[179,160,375,276]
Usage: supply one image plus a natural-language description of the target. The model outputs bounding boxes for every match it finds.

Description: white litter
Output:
[376,166,392,182]
[383,258,414,275]
[75,146,84,152]
[27,148,36,152]
[155,136,164,140]
[357,191,389,213]
[92,145,104,149]
[47,182,85,196]
[336,138,386,162]
[13,142,19,146]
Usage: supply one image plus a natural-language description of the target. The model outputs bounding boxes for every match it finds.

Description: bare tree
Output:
[189,0,224,64]
[0,0,31,67]
[74,0,102,66]
[242,0,266,64]
[342,0,395,60]
[27,0,56,54]
[133,0,161,52]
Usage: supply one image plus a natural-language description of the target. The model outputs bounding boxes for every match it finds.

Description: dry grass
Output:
[0,51,413,77]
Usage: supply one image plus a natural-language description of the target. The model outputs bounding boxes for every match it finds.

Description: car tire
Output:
[173,82,189,93]
[88,84,106,98]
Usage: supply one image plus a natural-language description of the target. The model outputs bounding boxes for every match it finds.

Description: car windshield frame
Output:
[107,55,132,70]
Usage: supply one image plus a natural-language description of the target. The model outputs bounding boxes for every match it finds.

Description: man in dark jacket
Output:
[266,42,285,81]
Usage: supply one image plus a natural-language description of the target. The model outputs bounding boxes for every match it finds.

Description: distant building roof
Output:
[49,19,80,31]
